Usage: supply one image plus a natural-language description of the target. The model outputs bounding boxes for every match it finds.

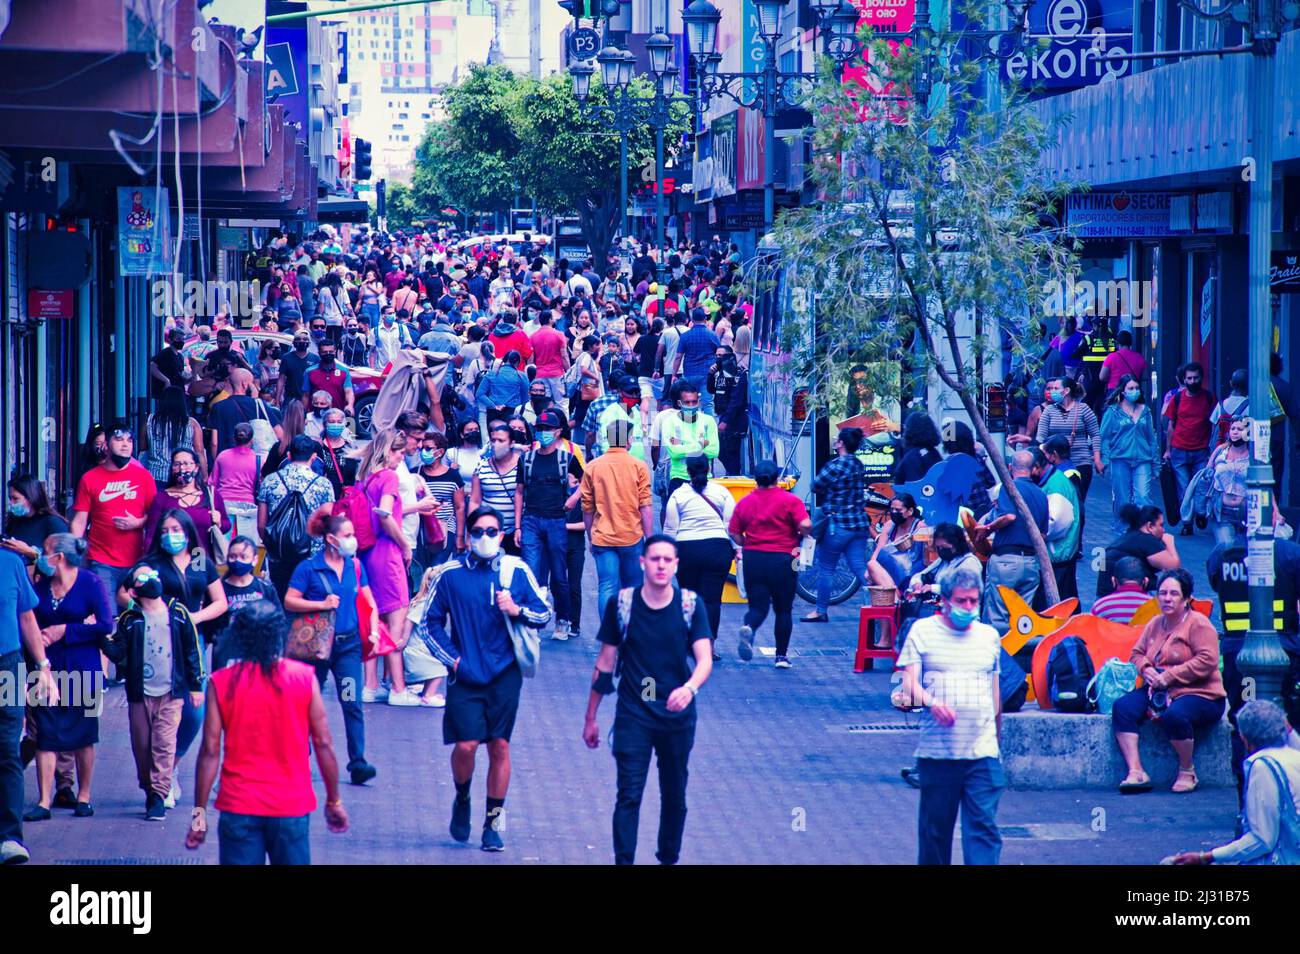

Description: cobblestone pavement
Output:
[19,473,1238,864]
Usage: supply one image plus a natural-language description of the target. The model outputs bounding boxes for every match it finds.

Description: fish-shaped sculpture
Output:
[893,453,982,527]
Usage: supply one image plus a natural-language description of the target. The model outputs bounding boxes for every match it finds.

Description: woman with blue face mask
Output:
[1100,373,1162,534]
[1,473,70,570]
[122,508,229,808]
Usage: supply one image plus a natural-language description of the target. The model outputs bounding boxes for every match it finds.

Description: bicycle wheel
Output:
[796,553,861,606]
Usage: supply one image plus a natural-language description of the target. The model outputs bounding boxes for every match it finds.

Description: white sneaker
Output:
[362,687,389,703]
[164,779,180,810]
[421,693,447,708]
[387,688,421,707]
[1,839,30,865]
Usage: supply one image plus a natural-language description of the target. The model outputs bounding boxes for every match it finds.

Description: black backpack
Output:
[264,472,320,566]
[1047,636,1096,713]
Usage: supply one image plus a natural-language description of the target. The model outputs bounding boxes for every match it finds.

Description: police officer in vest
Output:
[1207,519,1300,801]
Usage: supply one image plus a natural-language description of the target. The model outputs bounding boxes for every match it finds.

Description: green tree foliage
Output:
[759,19,1083,601]
[408,64,690,267]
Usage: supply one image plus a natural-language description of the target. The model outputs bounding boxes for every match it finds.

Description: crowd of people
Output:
[3,225,1299,869]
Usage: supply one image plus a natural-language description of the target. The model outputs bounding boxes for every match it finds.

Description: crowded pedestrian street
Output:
[3,5,1300,934]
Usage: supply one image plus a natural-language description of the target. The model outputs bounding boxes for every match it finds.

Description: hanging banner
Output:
[711,113,738,200]
[117,187,173,277]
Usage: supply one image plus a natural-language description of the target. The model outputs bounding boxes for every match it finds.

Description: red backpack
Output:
[333,474,378,552]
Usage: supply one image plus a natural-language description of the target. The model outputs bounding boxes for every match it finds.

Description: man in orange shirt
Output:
[580,419,654,620]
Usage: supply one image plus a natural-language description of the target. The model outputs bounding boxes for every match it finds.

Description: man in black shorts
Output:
[583,534,714,864]
[422,506,551,851]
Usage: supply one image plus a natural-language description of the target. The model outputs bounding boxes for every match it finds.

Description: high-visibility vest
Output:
[1215,546,1298,635]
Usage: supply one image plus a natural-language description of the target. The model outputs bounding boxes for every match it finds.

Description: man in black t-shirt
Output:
[519,411,584,640]
[209,369,284,458]
[584,535,714,865]
[149,329,190,400]
[276,331,318,408]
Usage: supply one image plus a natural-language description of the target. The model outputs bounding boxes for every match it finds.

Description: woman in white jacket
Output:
[663,454,736,661]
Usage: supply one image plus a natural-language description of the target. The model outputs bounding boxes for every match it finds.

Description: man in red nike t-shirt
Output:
[71,424,157,601]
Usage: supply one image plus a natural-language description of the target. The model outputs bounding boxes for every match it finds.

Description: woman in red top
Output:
[187,601,348,865]
[727,461,811,669]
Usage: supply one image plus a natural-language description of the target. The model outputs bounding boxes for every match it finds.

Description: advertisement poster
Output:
[711,113,737,200]
[117,187,173,277]
[842,0,915,122]
[831,361,902,482]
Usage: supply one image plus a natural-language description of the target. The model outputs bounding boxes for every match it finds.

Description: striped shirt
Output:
[896,615,1002,760]
[811,454,870,531]
[474,455,520,533]
[1036,401,1101,467]
[1090,585,1150,624]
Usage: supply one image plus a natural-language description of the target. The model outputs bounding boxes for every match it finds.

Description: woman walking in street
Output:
[470,423,524,556]
[187,600,348,865]
[663,454,737,660]
[1100,374,1162,533]
[1036,376,1103,502]
[22,534,113,820]
[2,474,70,571]
[1205,418,1252,547]
[418,430,465,562]
[804,427,872,623]
[728,460,812,668]
[356,429,420,706]
[143,449,230,563]
[142,386,206,487]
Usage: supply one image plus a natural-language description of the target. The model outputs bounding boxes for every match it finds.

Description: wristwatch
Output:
[34,658,51,672]
[684,683,698,698]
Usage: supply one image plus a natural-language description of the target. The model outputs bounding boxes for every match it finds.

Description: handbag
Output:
[206,488,229,565]
[286,609,335,663]
[810,507,830,542]
[498,558,544,678]
[356,563,398,661]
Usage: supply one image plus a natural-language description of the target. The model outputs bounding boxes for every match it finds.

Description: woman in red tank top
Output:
[185,602,349,865]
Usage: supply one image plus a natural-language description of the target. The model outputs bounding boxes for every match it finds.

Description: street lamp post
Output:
[682,0,867,229]
[568,33,692,278]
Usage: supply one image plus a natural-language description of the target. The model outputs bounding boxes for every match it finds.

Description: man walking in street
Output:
[421,506,551,852]
[673,307,722,418]
[895,568,1005,866]
[979,451,1049,634]
[708,345,749,476]
[529,310,570,408]
[520,410,584,641]
[70,423,157,602]
[583,535,714,865]
[660,382,719,505]
[1163,361,1215,536]
[581,418,654,621]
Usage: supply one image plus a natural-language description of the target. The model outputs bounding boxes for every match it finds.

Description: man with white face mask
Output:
[420,506,551,853]
[893,568,1005,866]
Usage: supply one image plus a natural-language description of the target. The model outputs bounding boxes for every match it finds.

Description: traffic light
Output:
[559,0,619,20]
[354,138,372,181]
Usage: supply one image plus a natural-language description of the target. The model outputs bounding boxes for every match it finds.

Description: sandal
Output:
[1118,772,1152,794]
[1172,770,1199,794]
[801,612,830,623]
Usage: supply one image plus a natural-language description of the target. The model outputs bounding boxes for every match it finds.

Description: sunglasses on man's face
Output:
[469,526,501,539]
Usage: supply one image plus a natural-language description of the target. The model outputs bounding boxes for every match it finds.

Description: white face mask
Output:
[335,536,359,557]
[471,532,501,560]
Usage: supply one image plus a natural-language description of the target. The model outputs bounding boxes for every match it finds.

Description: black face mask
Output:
[1184,381,1201,392]
[134,578,163,600]
[510,429,529,446]
[463,431,481,446]
[530,396,548,411]
[110,452,133,469]
[320,355,336,367]
[935,547,956,563]
[294,341,308,353]
[890,511,908,525]
[1230,438,1246,447]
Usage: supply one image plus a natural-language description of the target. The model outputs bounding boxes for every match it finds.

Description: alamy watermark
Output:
[151,279,263,320]
[1041,275,1155,327]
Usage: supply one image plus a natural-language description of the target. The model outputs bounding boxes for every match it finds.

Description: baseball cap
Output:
[535,410,564,430]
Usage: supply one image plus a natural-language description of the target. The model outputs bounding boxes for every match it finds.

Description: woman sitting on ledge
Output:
[1111,568,1225,795]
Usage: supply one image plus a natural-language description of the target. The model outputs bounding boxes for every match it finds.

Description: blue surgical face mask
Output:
[537,430,558,447]
[7,500,30,518]
[947,604,978,630]
[324,422,345,439]
[161,531,187,555]
[420,448,439,465]
[1124,388,1141,402]
[1049,390,1065,405]
[35,554,55,577]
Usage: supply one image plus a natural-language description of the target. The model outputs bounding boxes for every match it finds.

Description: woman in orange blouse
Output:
[1111,568,1225,794]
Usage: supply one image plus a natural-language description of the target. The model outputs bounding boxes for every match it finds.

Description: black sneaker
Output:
[73,802,95,818]
[22,805,51,822]
[53,787,77,809]
[481,825,505,852]
[450,796,472,843]
[349,761,377,786]
[900,767,921,789]
[145,794,166,821]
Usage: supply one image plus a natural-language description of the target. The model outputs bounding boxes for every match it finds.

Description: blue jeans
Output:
[592,543,644,621]
[1111,686,1225,740]
[688,378,714,418]
[175,642,212,762]
[612,710,695,865]
[815,526,870,614]
[1109,459,1154,533]
[1169,447,1209,511]
[86,561,128,606]
[218,811,311,865]
[361,302,381,331]
[0,651,24,844]
[917,756,1005,865]
[312,632,366,769]
[522,515,571,623]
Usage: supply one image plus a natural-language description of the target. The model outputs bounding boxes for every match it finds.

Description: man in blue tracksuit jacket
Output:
[422,505,551,852]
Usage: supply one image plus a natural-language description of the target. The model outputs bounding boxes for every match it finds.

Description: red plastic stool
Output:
[855,605,899,673]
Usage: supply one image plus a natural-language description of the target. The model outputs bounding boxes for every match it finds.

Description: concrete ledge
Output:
[1001,712,1234,790]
